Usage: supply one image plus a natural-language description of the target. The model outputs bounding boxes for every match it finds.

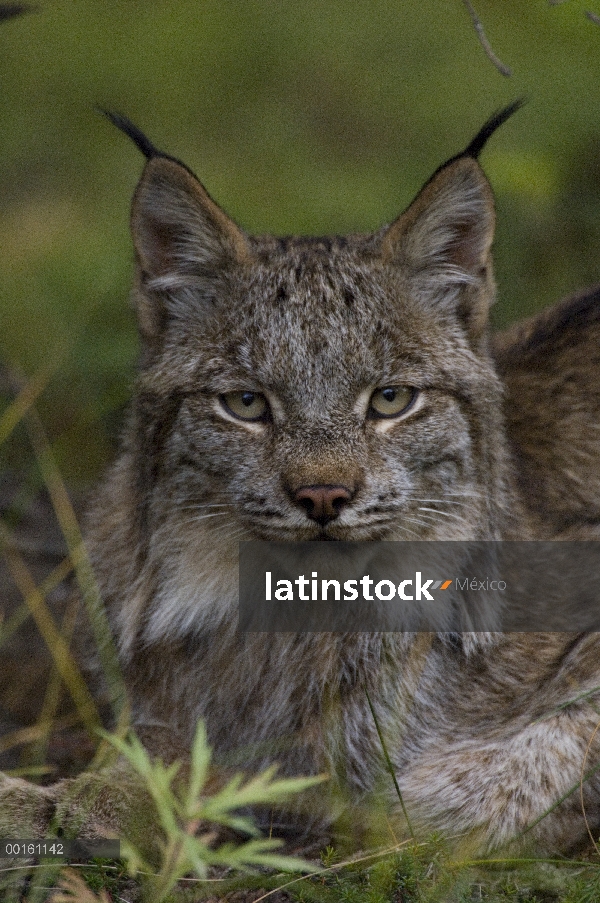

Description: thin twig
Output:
[516,756,600,839]
[586,10,600,25]
[451,856,600,869]
[580,717,600,856]
[248,841,417,903]
[0,862,120,876]
[462,0,512,77]
[365,686,415,839]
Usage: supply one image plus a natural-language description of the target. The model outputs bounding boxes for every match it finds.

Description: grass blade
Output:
[365,685,415,840]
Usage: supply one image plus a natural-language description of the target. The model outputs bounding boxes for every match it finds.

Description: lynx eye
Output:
[369,386,416,419]
[221,391,269,422]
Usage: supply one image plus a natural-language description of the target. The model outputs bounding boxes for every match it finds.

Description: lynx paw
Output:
[0,773,57,838]
[0,764,156,859]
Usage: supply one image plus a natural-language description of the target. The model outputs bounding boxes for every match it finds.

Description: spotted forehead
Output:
[212,246,436,396]
[242,241,394,322]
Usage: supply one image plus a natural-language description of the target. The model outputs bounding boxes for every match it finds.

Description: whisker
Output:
[408,498,468,507]
[417,507,468,523]
[393,520,425,539]
[179,502,230,512]
[399,526,423,539]
[401,514,464,535]
[186,512,230,523]
[203,523,248,544]
[409,513,440,525]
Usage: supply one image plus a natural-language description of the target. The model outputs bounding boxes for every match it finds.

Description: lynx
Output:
[3,100,600,856]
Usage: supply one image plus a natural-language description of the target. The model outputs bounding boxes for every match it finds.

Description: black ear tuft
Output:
[462,98,525,160]
[0,4,35,21]
[417,99,525,194]
[99,109,161,161]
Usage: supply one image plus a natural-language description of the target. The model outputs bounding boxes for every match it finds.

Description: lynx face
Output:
[125,152,510,559]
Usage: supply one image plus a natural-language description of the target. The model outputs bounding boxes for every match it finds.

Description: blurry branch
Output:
[0,713,80,757]
[24,405,125,717]
[0,360,57,446]
[29,589,81,765]
[0,4,35,21]
[461,0,512,77]
[0,552,73,646]
[1,362,126,754]
[548,0,600,26]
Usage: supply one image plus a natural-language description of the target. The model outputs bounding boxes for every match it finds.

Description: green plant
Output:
[100,720,325,903]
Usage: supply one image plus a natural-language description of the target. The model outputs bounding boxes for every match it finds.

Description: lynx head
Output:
[96,104,522,639]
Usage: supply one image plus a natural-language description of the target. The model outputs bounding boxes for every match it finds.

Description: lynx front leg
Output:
[398,709,600,854]
[0,764,156,856]
[393,634,600,854]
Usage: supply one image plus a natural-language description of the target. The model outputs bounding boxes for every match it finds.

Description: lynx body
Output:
[4,104,600,854]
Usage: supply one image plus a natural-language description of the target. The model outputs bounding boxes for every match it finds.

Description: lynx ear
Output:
[130,156,249,336]
[382,100,523,338]
[381,155,496,336]
[101,111,249,339]
[132,156,249,283]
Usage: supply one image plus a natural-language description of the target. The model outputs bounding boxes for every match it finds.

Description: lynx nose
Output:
[293,485,353,526]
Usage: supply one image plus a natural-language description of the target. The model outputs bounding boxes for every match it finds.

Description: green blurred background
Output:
[2,0,600,485]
